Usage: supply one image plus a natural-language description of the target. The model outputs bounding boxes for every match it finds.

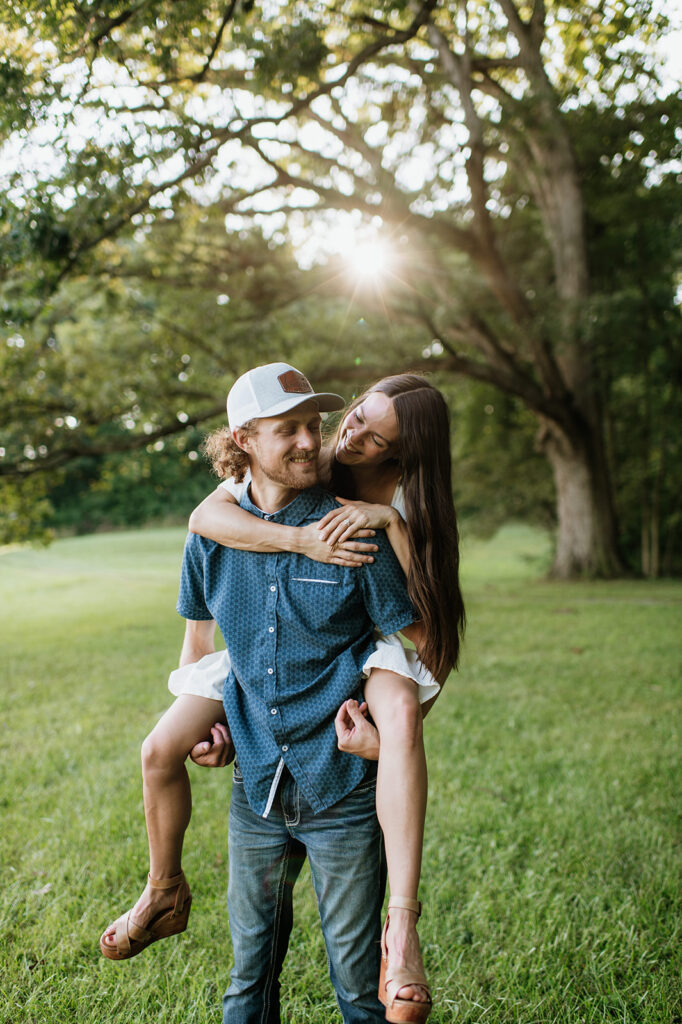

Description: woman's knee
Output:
[141,723,184,775]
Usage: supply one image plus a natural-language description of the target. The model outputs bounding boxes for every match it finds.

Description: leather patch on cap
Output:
[278,370,312,394]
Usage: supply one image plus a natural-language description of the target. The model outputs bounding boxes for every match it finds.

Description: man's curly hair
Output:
[201,421,258,482]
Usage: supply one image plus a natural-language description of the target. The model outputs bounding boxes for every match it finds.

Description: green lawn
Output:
[1,525,680,1023]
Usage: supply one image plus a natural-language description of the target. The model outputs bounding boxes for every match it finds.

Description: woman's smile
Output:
[335,392,399,465]
[338,433,360,456]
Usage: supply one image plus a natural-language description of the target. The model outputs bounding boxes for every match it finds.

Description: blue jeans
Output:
[223,766,386,1024]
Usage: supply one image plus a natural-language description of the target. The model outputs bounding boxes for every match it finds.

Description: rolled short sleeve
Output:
[359,531,416,636]
[177,534,213,621]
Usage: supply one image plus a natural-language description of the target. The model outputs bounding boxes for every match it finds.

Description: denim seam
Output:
[259,840,292,1024]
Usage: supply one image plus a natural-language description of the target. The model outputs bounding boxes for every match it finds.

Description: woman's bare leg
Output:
[101,694,226,948]
[364,669,429,1003]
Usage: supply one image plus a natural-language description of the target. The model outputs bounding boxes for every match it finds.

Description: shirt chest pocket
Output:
[285,576,353,632]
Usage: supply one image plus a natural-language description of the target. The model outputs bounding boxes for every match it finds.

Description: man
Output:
[178,362,418,1024]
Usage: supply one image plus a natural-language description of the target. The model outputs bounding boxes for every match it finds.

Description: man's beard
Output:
[258,453,320,490]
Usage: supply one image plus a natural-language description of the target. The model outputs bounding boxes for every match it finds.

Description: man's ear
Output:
[231,426,252,453]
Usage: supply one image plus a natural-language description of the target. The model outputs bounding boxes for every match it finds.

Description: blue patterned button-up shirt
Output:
[177,484,416,817]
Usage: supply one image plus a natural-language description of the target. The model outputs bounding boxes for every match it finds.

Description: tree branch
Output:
[412,302,541,405]
[190,0,240,83]
[530,0,546,46]
[75,0,153,53]
[470,55,522,72]
[0,405,225,479]
[425,22,532,322]
[305,107,386,182]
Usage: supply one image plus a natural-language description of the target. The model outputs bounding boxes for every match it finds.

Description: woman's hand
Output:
[297,522,378,567]
[334,699,380,761]
[317,497,399,548]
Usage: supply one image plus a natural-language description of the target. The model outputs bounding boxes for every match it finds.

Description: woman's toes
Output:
[397,983,429,1002]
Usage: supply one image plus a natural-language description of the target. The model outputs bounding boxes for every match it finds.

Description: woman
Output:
[100,374,464,1024]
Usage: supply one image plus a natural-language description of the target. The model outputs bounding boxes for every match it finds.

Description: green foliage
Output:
[445,380,555,537]
[544,0,669,94]
[0,56,39,136]
[46,430,214,534]
[0,475,53,546]
[246,17,330,90]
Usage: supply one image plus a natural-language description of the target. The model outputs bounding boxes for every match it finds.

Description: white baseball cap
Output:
[227,362,344,430]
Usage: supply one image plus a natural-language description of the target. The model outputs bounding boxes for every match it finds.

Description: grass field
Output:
[1,524,680,1023]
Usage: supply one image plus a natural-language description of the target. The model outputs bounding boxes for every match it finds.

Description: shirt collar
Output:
[240,483,326,526]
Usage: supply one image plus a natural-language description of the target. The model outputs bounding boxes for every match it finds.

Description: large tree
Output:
[1,0,678,574]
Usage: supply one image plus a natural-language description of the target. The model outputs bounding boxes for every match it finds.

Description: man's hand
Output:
[189,723,235,767]
[334,699,380,761]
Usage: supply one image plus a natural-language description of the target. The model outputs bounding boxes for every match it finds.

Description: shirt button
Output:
[267,668,274,675]
[270,708,277,715]
[270,585,276,592]
[281,745,289,752]
[268,627,274,633]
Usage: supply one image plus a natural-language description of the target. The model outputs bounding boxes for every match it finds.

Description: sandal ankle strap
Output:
[387,897,422,917]
[148,871,185,891]
[147,871,189,918]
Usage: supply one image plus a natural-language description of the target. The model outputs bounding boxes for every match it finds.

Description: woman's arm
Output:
[189,487,377,566]
[190,487,298,553]
[316,497,411,576]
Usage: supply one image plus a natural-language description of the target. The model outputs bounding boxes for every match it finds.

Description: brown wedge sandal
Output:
[99,871,192,961]
[378,897,433,1024]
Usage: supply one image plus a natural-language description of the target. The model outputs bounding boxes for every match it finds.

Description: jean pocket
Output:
[325,775,379,827]
[353,775,378,796]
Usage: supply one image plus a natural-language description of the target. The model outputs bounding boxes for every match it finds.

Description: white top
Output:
[220,472,250,502]
[390,482,406,519]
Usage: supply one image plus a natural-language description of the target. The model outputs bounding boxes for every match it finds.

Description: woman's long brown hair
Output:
[329,374,465,679]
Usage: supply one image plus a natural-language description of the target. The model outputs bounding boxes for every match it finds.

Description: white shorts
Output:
[168,632,440,705]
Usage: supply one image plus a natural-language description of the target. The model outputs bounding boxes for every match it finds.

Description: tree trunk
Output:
[650,458,662,579]
[539,418,624,578]
[641,503,651,577]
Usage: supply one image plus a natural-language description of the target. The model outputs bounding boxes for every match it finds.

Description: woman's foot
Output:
[384,906,430,1002]
[99,872,191,960]
[379,898,432,1022]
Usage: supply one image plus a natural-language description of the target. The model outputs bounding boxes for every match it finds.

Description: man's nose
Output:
[296,429,317,449]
